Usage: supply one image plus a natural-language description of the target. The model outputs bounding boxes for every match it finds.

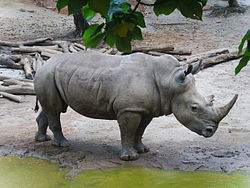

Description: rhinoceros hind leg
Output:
[35,111,51,142]
[134,117,152,153]
[118,112,141,161]
[47,114,70,147]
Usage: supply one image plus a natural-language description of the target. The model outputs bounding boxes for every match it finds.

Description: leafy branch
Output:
[235,29,250,74]
[57,0,207,52]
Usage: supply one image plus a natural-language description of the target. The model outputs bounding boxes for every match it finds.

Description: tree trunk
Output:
[73,9,89,37]
[228,0,239,7]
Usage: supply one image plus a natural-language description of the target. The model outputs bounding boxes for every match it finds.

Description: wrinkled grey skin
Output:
[34,50,238,161]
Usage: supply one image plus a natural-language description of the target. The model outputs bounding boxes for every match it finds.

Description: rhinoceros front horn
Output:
[214,94,238,122]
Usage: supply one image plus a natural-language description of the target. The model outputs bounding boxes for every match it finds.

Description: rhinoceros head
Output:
[170,63,238,138]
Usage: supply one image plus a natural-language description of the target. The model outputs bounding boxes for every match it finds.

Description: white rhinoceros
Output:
[34,50,238,161]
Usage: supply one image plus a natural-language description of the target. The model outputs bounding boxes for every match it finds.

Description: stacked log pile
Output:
[0,37,244,103]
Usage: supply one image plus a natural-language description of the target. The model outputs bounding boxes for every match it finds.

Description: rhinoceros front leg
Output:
[47,113,70,147]
[118,112,141,161]
[134,117,152,153]
[35,111,51,142]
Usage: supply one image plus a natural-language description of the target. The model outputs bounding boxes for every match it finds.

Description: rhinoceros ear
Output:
[190,60,202,75]
[206,95,215,106]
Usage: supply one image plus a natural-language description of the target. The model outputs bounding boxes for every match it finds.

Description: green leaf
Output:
[113,22,135,37]
[104,32,116,47]
[154,0,177,16]
[108,0,132,20]
[82,4,96,19]
[56,0,68,11]
[235,56,250,75]
[133,12,146,28]
[89,0,111,18]
[177,0,204,20]
[238,29,250,55]
[116,36,131,52]
[131,27,143,40]
[68,0,87,14]
[83,24,105,48]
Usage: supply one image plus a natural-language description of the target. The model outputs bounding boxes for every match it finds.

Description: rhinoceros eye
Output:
[190,104,198,112]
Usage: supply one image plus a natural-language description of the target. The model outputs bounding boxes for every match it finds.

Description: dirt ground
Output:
[0,0,250,176]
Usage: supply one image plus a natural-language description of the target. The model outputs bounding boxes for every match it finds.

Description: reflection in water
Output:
[1,155,250,188]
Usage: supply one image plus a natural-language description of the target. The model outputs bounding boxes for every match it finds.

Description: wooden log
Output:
[201,51,242,69]
[43,41,70,53]
[69,44,78,53]
[11,46,62,54]
[104,48,113,54]
[0,75,33,83]
[0,85,35,95]
[41,51,54,58]
[72,45,83,52]
[187,48,230,63]
[20,57,33,80]
[166,49,192,55]
[0,56,23,69]
[73,43,85,50]
[2,78,34,87]
[0,91,23,103]
[131,44,175,53]
[0,37,52,47]
[33,53,44,73]
[99,48,107,53]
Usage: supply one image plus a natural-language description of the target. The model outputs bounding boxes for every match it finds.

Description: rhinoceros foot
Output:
[120,148,139,161]
[52,138,70,147]
[35,132,51,142]
[134,143,150,154]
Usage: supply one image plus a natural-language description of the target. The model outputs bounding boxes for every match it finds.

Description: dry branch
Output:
[0,85,35,95]
[69,44,78,53]
[0,91,23,103]
[2,78,34,87]
[0,56,23,69]
[20,57,33,79]
[0,75,33,83]
[131,44,175,53]
[0,37,52,47]
[73,43,85,50]
[33,53,44,73]
[11,46,62,54]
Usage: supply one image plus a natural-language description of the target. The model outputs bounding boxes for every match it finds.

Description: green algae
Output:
[1,155,250,188]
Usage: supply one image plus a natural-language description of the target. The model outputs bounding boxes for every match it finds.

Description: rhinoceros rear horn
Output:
[215,94,238,122]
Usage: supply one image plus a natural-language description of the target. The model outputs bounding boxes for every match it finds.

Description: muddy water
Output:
[1,156,250,188]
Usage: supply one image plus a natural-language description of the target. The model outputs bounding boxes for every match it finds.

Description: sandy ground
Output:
[0,0,250,176]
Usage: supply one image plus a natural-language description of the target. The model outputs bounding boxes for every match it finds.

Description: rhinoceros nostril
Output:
[206,127,214,134]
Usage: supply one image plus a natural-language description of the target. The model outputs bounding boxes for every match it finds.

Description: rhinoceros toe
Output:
[52,138,70,147]
[120,148,139,161]
[35,132,51,142]
[134,143,150,154]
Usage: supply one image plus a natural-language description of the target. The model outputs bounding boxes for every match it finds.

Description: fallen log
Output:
[0,75,33,83]
[20,57,33,79]
[73,43,85,50]
[130,44,175,54]
[201,51,243,69]
[33,53,44,73]
[2,78,34,87]
[187,48,230,63]
[69,44,78,53]
[0,56,23,69]
[0,85,35,95]
[0,37,52,47]
[11,46,62,54]
[0,91,23,103]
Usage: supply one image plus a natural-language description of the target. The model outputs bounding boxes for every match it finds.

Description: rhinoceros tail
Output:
[34,97,39,113]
